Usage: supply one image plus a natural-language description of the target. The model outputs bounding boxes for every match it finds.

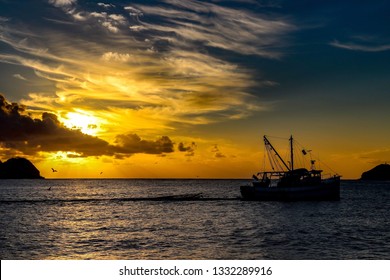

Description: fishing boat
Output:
[240,135,341,201]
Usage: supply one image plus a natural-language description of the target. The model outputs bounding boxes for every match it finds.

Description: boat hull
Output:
[240,179,340,201]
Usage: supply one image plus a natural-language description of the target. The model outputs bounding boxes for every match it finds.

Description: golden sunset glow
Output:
[61,110,101,136]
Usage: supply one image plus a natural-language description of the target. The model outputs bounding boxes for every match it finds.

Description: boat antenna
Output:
[264,135,291,171]
[290,135,294,171]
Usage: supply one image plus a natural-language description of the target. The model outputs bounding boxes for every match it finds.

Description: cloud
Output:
[13,74,27,81]
[80,12,128,33]
[215,152,226,158]
[0,94,174,158]
[0,94,109,156]
[0,22,265,126]
[48,1,128,33]
[71,11,128,33]
[115,134,174,155]
[134,0,294,57]
[48,0,77,8]
[97,3,115,9]
[357,149,390,165]
[178,142,196,156]
[330,40,390,52]
[0,0,285,136]
[124,6,144,17]
[101,52,132,62]
[212,144,226,158]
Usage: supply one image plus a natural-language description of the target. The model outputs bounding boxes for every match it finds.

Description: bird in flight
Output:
[51,168,58,172]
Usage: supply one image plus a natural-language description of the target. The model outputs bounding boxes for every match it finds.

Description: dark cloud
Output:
[178,142,196,156]
[212,144,226,158]
[215,152,226,158]
[0,94,174,158]
[0,94,112,156]
[115,134,174,155]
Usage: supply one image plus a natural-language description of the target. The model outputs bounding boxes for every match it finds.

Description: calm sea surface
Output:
[0,179,389,259]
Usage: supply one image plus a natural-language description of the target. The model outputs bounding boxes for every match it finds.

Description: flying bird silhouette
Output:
[51,168,58,172]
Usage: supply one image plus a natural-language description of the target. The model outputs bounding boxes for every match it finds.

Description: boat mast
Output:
[290,135,294,171]
[264,135,291,171]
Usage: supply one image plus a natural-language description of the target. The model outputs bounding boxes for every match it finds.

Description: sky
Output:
[0,0,389,179]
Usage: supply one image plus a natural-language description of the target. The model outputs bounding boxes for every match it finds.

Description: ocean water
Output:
[0,179,389,260]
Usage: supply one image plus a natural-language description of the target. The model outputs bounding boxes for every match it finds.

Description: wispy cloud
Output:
[13,74,28,81]
[48,0,77,8]
[132,0,294,58]
[330,38,390,52]
[85,12,128,33]
[97,2,115,9]
[101,51,132,62]
[357,149,390,165]
[48,0,129,33]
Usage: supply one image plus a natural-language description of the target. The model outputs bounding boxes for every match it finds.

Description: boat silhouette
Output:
[240,135,341,201]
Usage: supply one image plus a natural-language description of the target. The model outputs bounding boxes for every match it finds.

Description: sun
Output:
[60,109,101,136]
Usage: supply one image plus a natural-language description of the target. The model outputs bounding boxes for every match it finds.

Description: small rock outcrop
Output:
[0,157,44,179]
[360,164,390,181]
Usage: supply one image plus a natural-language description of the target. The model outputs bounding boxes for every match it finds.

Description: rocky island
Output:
[360,163,390,181]
[0,157,44,179]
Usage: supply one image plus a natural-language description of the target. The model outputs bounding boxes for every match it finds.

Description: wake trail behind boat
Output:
[0,193,240,204]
